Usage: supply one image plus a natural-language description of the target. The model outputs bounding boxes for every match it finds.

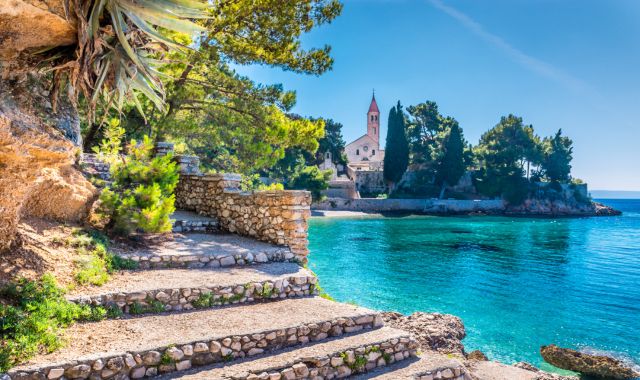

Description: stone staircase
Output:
[4,232,431,380]
[6,148,471,380]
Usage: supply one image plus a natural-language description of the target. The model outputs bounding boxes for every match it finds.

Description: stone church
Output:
[320,94,388,198]
[344,94,385,170]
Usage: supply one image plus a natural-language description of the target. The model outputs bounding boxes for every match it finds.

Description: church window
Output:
[372,149,376,155]
[363,146,369,152]
[356,149,359,155]
[370,115,374,122]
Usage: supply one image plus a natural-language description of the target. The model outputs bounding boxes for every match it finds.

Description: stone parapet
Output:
[175,174,311,263]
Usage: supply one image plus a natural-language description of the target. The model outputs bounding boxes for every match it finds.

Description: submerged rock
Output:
[540,344,640,379]
[467,350,489,361]
[381,311,466,354]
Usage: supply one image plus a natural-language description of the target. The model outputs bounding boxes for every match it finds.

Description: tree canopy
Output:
[541,129,573,183]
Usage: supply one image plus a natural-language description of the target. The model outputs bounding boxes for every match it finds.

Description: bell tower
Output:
[367,91,380,145]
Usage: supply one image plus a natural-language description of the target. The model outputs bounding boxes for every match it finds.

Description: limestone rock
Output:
[381,311,466,354]
[467,350,488,361]
[0,67,82,253]
[541,344,640,379]
[0,0,77,60]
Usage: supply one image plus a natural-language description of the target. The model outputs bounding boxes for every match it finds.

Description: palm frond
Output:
[46,0,210,122]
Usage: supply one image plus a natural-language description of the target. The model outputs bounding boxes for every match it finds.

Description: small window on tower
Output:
[373,127,376,135]
[371,115,374,122]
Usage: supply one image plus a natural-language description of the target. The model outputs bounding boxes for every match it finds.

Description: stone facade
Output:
[175,174,311,263]
[70,274,319,315]
[6,314,385,380]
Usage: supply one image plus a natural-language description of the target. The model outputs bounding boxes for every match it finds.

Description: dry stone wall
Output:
[70,274,319,314]
[239,337,418,380]
[6,314,384,380]
[175,174,311,263]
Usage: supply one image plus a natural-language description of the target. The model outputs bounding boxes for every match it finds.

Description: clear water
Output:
[308,199,640,371]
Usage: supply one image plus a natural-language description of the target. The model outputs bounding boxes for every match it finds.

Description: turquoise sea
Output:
[308,199,640,372]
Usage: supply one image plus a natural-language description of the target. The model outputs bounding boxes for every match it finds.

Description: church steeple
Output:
[367,91,380,144]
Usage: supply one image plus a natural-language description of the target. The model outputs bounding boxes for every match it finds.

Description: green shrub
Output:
[0,274,99,371]
[192,293,213,309]
[98,136,179,235]
[287,166,332,201]
[71,229,137,286]
[105,304,124,319]
[74,251,110,286]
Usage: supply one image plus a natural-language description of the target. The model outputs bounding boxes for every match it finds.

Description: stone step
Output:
[156,327,418,380]
[349,353,470,380]
[172,210,220,234]
[68,263,318,315]
[115,233,295,270]
[7,297,383,380]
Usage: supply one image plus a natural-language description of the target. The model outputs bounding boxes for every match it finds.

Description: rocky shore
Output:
[312,198,621,218]
[382,311,579,380]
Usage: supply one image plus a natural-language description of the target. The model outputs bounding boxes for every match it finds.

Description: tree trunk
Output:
[83,122,100,152]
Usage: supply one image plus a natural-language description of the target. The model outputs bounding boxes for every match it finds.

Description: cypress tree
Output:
[383,101,409,186]
[436,121,466,198]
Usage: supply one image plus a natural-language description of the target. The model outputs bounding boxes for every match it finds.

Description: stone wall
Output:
[314,198,506,214]
[71,273,318,315]
[6,313,385,380]
[175,174,311,262]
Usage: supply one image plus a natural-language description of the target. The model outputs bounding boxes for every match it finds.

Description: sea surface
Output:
[308,199,640,372]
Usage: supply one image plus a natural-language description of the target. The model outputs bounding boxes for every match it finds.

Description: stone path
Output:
[116,233,295,269]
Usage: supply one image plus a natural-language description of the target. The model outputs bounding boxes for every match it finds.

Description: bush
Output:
[287,166,332,201]
[98,136,179,234]
[71,229,138,286]
[0,274,99,371]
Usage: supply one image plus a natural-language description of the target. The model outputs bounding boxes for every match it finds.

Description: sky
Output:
[235,0,640,191]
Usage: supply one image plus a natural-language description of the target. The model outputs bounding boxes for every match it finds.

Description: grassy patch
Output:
[0,274,103,371]
[71,229,138,287]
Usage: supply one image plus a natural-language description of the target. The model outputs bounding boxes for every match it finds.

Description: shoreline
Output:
[311,199,621,218]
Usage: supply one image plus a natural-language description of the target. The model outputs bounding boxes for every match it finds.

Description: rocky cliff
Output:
[0,1,93,253]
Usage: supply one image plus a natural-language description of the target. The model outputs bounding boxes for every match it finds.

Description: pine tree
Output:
[383,102,409,187]
[436,121,466,198]
[542,129,573,183]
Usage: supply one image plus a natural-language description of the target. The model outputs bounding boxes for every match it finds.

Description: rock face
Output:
[0,0,76,60]
[0,66,84,253]
[541,344,640,379]
[467,350,488,361]
[381,312,466,354]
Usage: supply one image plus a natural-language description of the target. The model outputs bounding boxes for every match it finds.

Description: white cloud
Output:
[427,0,591,93]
